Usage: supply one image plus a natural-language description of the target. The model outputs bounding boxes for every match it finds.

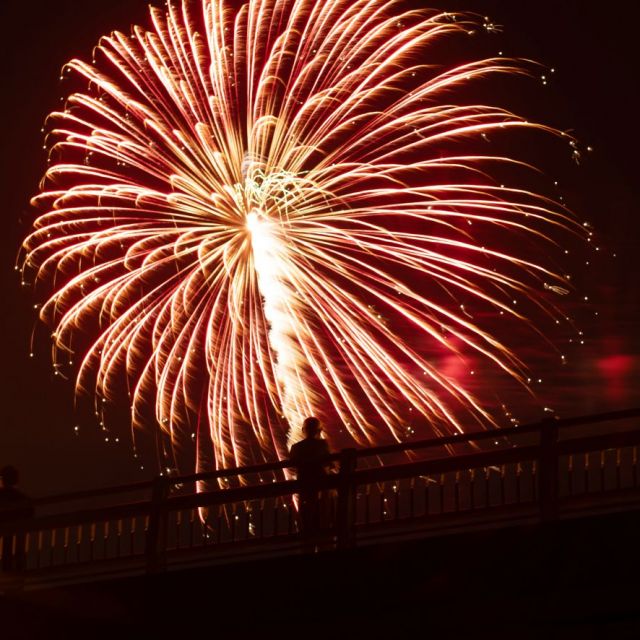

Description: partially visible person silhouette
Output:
[289,417,332,551]
[0,466,33,573]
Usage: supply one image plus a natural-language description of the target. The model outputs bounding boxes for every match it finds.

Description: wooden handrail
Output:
[355,407,640,458]
[28,407,640,507]
[2,407,640,579]
[3,414,640,535]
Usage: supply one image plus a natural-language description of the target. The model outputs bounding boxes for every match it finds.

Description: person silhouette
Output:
[289,417,332,551]
[0,466,33,573]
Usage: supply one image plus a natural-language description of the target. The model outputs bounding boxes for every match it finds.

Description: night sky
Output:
[1,0,639,498]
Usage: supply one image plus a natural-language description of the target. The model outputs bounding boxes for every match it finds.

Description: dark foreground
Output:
[2,506,639,639]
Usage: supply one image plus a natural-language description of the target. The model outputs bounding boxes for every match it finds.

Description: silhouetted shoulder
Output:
[0,487,32,522]
[289,438,329,461]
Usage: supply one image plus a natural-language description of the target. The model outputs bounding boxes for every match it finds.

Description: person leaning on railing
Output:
[288,417,334,551]
[0,466,33,573]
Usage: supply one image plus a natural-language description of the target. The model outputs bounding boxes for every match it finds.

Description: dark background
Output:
[1,0,638,497]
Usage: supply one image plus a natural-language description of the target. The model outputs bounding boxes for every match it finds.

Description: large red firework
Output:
[22,0,585,475]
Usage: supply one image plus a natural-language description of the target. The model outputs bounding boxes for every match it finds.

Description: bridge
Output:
[2,407,640,594]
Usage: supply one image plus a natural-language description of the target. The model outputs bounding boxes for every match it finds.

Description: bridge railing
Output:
[346,408,640,542]
[1,408,640,582]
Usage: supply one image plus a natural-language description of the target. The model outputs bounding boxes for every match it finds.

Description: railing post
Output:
[0,520,28,593]
[145,475,170,573]
[336,448,357,549]
[539,416,559,522]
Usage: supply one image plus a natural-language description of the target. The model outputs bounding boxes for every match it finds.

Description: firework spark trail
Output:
[247,207,313,442]
[22,0,585,477]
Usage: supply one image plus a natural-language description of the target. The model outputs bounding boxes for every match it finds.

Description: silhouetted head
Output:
[302,416,321,439]
[0,465,19,488]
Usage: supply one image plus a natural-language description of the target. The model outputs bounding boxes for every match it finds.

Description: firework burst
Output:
[22,0,584,475]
